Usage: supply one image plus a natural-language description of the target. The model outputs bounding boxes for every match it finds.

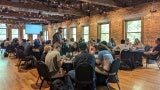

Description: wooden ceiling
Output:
[0,0,156,26]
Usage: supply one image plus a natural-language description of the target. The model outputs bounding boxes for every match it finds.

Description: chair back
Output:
[36,61,51,79]
[109,59,120,74]
[75,62,94,83]
[18,49,25,59]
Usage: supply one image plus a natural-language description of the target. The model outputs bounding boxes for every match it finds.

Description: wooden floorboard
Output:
[0,53,160,90]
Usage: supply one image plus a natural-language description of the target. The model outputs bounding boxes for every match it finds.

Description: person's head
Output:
[121,39,125,44]
[70,38,74,42]
[61,38,65,43]
[44,45,52,52]
[58,27,62,33]
[110,38,114,42]
[53,42,61,51]
[134,38,140,44]
[79,42,87,51]
[156,38,160,45]
[73,42,78,48]
[98,41,109,51]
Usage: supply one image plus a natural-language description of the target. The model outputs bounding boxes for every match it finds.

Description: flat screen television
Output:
[25,24,42,34]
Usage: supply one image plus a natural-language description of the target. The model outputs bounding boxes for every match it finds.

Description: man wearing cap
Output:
[67,42,96,90]
[52,27,62,44]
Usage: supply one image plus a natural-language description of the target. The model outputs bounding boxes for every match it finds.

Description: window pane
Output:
[73,35,76,41]
[23,29,28,39]
[0,35,6,41]
[83,26,89,34]
[126,20,141,32]
[84,35,89,42]
[71,27,76,41]
[33,34,37,40]
[127,33,141,43]
[101,24,109,33]
[126,20,142,43]
[72,28,76,34]
[44,30,48,40]
[0,23,7,28]
[0,24,7,41]
[62,28,67,39]
[12,35,18,39]
[101,34,109,42]
[12,29,18,35]
[0,29,6,34]
[12,29,18,39]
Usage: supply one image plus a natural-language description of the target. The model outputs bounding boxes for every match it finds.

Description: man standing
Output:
[52,27,62,44]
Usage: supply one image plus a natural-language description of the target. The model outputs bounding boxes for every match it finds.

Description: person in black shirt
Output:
[144,38,160,60]
[52,27,62,44]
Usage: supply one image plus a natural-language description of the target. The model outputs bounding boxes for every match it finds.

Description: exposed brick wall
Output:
[48,2,160,46]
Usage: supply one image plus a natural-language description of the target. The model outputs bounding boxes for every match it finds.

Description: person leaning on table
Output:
[95,41,114,85]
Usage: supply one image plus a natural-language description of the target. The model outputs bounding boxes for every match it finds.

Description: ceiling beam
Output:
[0,1,84,16]
[78,0,118,7]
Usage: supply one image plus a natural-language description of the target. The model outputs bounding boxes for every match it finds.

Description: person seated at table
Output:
[108,38,116,49]
[45,42,62,78]
[125,38,132,47]
[23,41,37,68]
[69,42,79,56]
[113,39,130,52]
[67,42,96,90]
[133,38,144,50]
[40,45,52,62]
[95,42,114,85]
[61,38,69,55]
[144,38,160,61]
[88,41,96,55]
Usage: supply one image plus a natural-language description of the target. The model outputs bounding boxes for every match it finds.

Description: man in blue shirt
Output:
[95,41,114,85]
[67,42,96,90]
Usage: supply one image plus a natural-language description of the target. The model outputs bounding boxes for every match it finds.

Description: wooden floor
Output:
[0,53,160,90]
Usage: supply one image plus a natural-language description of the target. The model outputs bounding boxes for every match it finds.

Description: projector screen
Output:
[25,24,42,34]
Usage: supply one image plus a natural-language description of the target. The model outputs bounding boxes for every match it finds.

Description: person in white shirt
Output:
[113,39,130,51]
[45,42,61,77]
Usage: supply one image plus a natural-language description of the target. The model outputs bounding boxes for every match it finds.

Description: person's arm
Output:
[96,52,103,65]
[57,52,62,68]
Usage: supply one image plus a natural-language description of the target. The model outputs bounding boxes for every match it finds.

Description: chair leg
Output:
[36,76,40,85]
[116,79,120,90]
[106,76,110,90]
[40,79,44,90]
[156,61,160,70]
[146,59,148,68]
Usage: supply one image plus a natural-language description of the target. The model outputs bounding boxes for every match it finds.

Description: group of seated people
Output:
[1,36,160,90]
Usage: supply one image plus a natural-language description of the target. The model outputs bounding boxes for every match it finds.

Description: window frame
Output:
[44,30,48,41]
[23,29,28,40]
[11,28,19,39]
[62,28,67,39]
[70,27,77,41]
[125,19,142,43]
[98,23,110,42]
[82,25,89,42]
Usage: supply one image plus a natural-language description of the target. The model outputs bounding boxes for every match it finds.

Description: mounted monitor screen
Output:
[25,24,42,34]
